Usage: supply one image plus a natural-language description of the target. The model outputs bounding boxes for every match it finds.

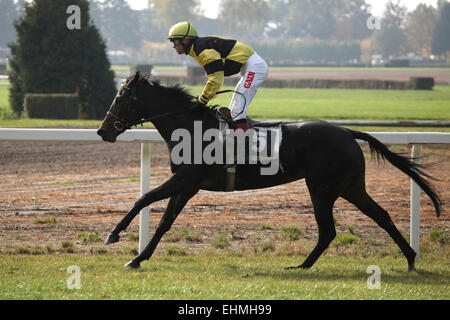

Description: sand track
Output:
[0,139,448,254]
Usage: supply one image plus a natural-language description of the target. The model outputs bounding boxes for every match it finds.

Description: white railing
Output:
[1,128,449,259]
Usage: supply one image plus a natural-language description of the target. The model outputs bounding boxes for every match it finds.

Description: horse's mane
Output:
[127,72,194,105]
[128,72,221,113]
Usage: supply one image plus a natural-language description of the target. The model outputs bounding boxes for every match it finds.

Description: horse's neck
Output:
[151,110,218,148]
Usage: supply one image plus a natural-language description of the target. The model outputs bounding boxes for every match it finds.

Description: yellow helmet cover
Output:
[167,21,198,40]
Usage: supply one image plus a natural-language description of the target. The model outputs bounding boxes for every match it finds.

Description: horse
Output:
[97,72,442,271]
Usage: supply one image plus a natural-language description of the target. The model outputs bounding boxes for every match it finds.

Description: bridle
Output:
[108,82,203,132]
[108,81,247,132]
[107,83,143,131]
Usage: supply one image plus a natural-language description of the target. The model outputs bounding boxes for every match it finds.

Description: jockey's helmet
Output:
[167,22,198,40]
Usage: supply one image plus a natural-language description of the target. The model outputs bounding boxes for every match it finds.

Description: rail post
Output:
[410,144,422,262]
[139,143,151,254]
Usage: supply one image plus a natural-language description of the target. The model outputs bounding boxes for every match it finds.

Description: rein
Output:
[111,83,246,131]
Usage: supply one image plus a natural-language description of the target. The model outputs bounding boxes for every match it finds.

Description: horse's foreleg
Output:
[125,188,198,268]
[105,167,204,245]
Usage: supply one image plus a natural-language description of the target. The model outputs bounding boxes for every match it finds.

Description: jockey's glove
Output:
[197,95,209,105]
[193,95,208,108]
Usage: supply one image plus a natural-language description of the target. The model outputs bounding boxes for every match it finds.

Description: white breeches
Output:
[229,52,268,121]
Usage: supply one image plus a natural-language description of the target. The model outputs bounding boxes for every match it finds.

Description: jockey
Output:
[167,21,268,131]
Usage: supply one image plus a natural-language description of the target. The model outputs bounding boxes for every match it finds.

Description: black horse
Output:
[97,72,441,271]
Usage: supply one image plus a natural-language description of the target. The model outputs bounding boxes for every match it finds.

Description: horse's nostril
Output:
[97,129,105,136]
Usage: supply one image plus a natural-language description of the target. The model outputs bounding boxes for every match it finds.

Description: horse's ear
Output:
[134,71,140,82]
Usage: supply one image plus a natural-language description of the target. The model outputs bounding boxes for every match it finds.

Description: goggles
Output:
[170,38,183,46]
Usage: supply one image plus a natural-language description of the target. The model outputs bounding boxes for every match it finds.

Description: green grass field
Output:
[115,65,450,72]
[192,85,450,121]
[1,84,449,129]
[0,242,448,300]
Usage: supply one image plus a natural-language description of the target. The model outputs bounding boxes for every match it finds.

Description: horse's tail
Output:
[349,129,442,218]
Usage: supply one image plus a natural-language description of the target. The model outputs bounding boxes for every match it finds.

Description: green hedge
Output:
[0,63,6,75]
[24,93,79,119]
[153,76,435,90]
[130,64,153,74]
[386,59,410,67]
[410,77,434,90]
[262,79,412,89]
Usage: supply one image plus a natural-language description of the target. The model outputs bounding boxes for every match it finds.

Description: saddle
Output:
[216,107,281,128]
[216,107,283,192]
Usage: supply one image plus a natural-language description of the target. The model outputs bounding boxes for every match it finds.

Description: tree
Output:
[218,0,271,40]
[90,0,142,50]
[333,0,373,40]
[404,4,437,56]
[431,1,450,59]
[148,0,201,29]
[8,0,116,118]
[372,0,408,57]
[265,0,289,37]
[282,0,336,39]
[0,0,24,48]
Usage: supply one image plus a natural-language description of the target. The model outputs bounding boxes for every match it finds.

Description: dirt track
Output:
[0,139,448,255]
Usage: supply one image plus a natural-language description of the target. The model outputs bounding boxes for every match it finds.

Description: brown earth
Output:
[0,139,448,256]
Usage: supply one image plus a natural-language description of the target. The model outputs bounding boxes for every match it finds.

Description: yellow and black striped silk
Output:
[188,37,254,104]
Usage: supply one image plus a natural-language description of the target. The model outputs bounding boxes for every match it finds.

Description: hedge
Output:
[24,93,79,119]
[130,64,153,75]
[410,77,434,90]
[152,76,434,90]
[0,63,7,75]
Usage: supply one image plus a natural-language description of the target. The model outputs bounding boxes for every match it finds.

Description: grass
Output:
[76,231,101,244]
[335,234,360,245]
[1,84,449,128]
[34,218,57,224]
[0,227,448,299]
[0,245,448,300]
[280,226,303,242]
[189,85,450,121]
[428,230,449,245]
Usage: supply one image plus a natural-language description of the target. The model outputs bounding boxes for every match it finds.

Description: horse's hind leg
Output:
[343,186,417,271]
[286,190,338,270]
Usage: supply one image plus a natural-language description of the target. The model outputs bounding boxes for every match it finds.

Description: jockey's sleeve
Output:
[189,47,224,103]
[201,69,224,103]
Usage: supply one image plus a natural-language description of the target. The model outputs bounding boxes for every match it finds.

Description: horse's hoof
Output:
[284,266,297,270]
[284,264,309,270]
[104,232,120,245]
[408,254,416,271]
[124,260,140,269]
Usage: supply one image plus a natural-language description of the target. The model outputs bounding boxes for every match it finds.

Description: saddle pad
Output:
[219,120,283,165]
